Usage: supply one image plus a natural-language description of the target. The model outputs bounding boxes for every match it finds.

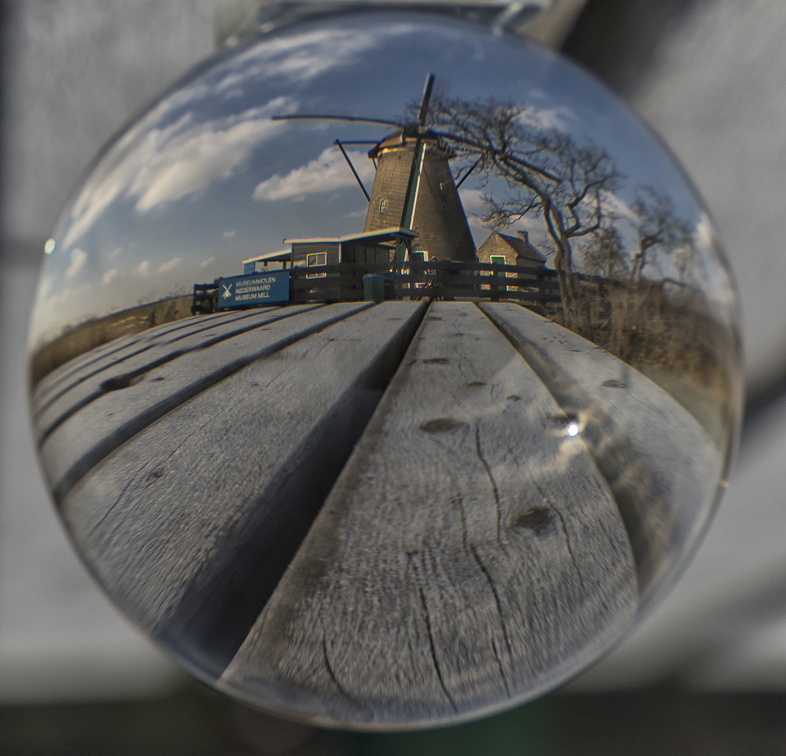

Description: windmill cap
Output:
[368,127,454,159]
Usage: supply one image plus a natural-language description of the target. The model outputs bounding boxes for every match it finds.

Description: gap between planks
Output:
[220,301,639,726]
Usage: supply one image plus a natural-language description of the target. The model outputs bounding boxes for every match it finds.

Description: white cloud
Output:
[210,25,412,95]
[516,106,577,133]
[253,146,375,201]
[200,256,217,268]
[223,230,235,238]
[600,190,637,224]
[131,105,292,213]
[136,260,151,276]
[101,268,120,285]
[54,22,428,252]
[458,188,488,216]
[690,212,737,318]
[36,275,54,303]
[158,257,182,274]
[65,248,88,279]
[694,211,717,253]
[60,99,296,249]
[59,114,162,250]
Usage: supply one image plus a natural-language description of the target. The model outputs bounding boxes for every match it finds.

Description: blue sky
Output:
[30,11,734,347]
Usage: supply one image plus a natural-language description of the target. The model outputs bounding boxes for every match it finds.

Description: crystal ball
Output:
[28,10,741,728]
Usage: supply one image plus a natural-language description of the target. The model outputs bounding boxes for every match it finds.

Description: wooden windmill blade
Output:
[270,112,404,205]
[416,72,436,126]
[272,74,477,264]
[398,73,437,232]
[364,74,476,263]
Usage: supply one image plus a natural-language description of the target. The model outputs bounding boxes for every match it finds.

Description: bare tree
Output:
[629,187,694,284]
[582,225,628,279]
[419,96,623,325]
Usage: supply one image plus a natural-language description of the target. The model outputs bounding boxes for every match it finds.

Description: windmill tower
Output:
[276,75,477,264]
[363,127,476,263]
[362,75,475,263]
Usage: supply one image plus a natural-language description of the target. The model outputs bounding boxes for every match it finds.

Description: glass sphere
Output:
[28,9,741,729]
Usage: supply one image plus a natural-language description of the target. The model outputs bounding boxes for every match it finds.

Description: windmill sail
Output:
[275,74,478,264]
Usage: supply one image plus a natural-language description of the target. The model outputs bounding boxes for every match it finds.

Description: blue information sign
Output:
[217,270,290,308]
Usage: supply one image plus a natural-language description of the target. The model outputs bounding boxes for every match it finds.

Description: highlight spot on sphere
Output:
[27,10,742,730]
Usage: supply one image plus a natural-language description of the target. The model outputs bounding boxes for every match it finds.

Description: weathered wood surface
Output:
[220,301,638,725]
[32,299,725,726]
[40,303,367,500]
[56,301,425,675]
[481,302,722,604]
[34,306,314,438]
[32,308,267,413]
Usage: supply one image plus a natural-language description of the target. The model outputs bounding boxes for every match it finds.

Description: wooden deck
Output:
[32,301,722,727]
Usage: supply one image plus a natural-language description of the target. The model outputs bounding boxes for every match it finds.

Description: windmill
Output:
[273,75,477,265]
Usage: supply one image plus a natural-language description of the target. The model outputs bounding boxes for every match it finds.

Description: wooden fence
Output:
[288,260,562,306]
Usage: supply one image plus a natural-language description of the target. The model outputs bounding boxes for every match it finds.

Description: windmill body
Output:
[271,75,478,266]
[363,128,477,264]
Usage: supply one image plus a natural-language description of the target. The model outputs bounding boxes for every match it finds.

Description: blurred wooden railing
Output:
[289,260,562,306]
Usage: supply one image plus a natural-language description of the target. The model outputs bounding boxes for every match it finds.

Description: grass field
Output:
[547,279,741,451]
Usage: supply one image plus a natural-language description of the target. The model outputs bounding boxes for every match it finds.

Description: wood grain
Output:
[41,303,367,500]
[481,302,723,604]
[34,306,316,439]
[58,302,426,676]
[43,299,717,725]
[32,308,262,413]
[220,302,638,726]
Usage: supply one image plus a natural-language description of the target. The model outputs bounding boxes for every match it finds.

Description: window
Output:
[379,198,388,214]
[490,255,507,291]
[306,251,327,278]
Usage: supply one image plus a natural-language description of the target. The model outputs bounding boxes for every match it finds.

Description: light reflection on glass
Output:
[27,9,741,730]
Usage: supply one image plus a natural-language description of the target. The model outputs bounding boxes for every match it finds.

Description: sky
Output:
[29,10,735,348]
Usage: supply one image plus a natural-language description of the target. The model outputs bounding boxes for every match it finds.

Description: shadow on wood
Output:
[32,301,725,727]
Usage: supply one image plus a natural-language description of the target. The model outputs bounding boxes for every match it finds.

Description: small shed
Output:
[477,231,547,268]
[286,227,419,271]
[362,131,477,264]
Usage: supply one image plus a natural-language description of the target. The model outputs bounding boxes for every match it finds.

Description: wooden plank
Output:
[32,308,258,407]
[33,309,242,395]
[480,302,724,604]
[32,308,276,417]
[220,301,638,726]
[42,303,369,500]
[58,301,427,677]
[34,306,317,440]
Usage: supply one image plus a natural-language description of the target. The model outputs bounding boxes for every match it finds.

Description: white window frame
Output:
[306,251,327,278]
[490,255,507,290]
